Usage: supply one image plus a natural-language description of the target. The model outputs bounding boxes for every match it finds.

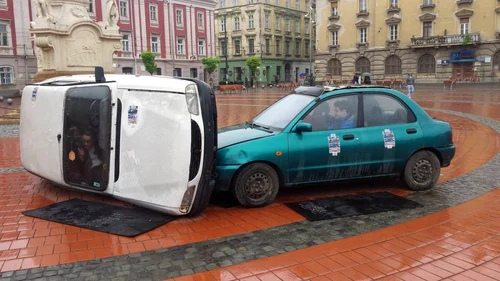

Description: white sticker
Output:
[128,105,138,127]
[328,134,340,156]
[383,129,396,149]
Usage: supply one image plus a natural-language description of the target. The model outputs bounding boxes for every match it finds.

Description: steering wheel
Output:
[88,100,100,129]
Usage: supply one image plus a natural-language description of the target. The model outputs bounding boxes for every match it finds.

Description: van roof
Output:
[36,74,196,93]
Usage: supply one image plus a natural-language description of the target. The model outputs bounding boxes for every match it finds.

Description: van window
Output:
[62,86,112,190]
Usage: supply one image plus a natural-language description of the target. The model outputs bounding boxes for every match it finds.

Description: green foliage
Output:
[461,34,473,45]
[201,57,220,74]
[245,56,262,76]
[141,51,157,75]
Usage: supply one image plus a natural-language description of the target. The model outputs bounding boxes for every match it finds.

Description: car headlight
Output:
[185,84,200,116]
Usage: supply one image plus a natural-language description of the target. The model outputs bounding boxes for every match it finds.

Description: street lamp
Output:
[164,0,176,76]
[224,14,229,83]
[305,7,315,86]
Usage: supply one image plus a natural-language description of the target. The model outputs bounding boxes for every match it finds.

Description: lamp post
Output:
[164,0,176,76]
[307,5,315,86]
[224,14,229,83]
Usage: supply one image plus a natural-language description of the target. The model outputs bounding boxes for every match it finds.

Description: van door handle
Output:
[343,134,355,140]
[406,128,417,134]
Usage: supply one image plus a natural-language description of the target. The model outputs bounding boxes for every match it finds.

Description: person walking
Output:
[406,73,415,99]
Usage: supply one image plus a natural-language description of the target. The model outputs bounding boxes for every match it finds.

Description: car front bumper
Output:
[437,145,456,167]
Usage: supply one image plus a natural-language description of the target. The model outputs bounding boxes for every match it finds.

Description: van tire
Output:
[232,163,279,208]
[403,150,441,191]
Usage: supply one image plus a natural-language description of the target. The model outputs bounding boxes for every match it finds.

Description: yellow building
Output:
[315,0,500,83]
[215,0,314,85]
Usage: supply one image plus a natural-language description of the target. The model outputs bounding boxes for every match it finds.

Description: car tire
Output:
[403,150,441,191]
[232,163,280,208]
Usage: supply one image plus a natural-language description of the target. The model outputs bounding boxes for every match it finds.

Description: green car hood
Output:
[218,124,276,149]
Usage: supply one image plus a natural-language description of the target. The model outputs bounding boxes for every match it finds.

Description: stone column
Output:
[30,0,122,82]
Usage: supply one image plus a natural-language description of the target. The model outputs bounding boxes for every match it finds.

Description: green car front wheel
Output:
[232,163,280,207]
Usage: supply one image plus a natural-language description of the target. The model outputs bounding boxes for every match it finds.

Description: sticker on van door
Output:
[128,105,138,126]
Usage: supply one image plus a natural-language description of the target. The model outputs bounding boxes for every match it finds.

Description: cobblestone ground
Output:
[0,84,499,281]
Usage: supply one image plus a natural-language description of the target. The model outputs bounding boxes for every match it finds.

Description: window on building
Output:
[295,41,300,55]
[305,20,309,34]
[88,0,95,13]
[286,18,290,32]
[174,68,182,77]
[266,39,270,53]
[122,67,133,74]
[0,24,8,47]
[0,66,13,85]
[385,55,402,74]
[390,0,398,8]
[295,20,300,33]
[149,5,158,23]
[121,33,130,52]
[389,24,398,41]
[248,15,254,28]
[460,18,469,35]
[286,0,290,8]
[276,39,281,54]
[151,35,159,53]
[176,10,184,27]
[417,54,436,74]
[423,21,432,37]
[276,0,279,5]
[234,40,241,54]
[249,0,253,3]
[198,39,205,56]
[355,57,371,73]
[331,31,338,45]
[359,28,367,43]
[327,59,342,76]
[296,0,300,9]
[248,39,255,53]
[265,14,270,29]
[0,0,7,7]
[285,40,290,55]
[220,0,225,8]
[197,13,204,30]
[234,17,240,30]
[359,0,367,12]
[305,41,309,56]
[234,0,239,5]
[276,16,281,30]
[332,7,338,16]
[423,0,432,5]
[220,40,227,56]
[119,0,128,19]
[220,18,226,32]
[156,68,162,75]
[177,37,185,55]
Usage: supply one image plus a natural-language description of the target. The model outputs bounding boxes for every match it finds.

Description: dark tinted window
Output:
[62,86,112,190]
[363,93,415,127]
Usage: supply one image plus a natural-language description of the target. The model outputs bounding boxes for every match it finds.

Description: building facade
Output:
[115,0,217,80]
[215,0,314,85]
[315,0,500,84]
[0,0,216,94]
[0,0,37,97]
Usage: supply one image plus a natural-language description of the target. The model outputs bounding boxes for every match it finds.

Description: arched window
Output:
[494,51,500,72]
[355,57,370,73]
[385,55,402,74]
[0,66,13,85]
[327,59,342,76]
[417,54,436,74]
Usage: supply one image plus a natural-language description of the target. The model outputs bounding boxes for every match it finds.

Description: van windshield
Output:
[62,86,112,190]
[251,94,315,130]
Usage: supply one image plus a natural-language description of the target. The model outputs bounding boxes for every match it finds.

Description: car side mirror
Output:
[295,122,312,133]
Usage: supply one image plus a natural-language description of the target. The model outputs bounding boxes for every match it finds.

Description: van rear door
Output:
[112,89,192,211]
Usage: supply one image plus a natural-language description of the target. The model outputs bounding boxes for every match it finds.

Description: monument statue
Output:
[31,0,122,82]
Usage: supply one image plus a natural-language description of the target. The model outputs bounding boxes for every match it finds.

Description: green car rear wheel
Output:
[403,150,441,191]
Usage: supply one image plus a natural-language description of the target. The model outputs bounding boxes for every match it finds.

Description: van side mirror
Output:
[295,121,312,133]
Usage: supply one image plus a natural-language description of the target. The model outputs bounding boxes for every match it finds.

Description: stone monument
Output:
[31,0,122,82]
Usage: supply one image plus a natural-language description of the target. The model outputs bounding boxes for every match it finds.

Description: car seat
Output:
[390,108,407,124]
[365,106,385,126]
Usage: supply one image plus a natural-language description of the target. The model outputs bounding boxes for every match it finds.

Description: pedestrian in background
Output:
[406,73,415,99]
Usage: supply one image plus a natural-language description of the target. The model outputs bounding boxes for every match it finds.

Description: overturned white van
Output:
[19,68,218,216]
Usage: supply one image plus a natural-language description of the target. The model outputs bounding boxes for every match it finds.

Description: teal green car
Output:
[216,85,455,207]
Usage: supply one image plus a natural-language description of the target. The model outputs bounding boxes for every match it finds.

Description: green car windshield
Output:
[252,94,316,130]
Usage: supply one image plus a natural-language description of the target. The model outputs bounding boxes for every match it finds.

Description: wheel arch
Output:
[406,147,443,168]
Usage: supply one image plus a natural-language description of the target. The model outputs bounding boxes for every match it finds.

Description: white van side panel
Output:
[20,86,65,184]
[114,90,192,209]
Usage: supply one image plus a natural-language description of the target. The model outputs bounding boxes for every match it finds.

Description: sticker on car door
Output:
[383,129,396,149]
[328,134,340,156]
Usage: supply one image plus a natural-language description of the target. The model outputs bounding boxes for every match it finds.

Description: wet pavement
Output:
[0,83,499,280]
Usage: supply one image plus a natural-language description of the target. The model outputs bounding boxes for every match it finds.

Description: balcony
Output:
[387,5,401,13]
[410,32,480,48]
[456,0,473,4]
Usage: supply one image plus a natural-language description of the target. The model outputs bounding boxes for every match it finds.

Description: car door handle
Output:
[343,134,355,140]
[406,128,417,134]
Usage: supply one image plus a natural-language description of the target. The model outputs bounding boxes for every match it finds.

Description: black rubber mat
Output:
[285,191,423,221]
[22,199,175,237]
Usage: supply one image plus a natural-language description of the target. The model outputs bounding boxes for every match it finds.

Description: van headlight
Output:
[185,84,200,115]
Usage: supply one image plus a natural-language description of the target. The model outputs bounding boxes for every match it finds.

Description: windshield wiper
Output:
[246,121,272,131]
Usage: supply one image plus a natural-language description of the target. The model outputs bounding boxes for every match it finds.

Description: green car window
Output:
[252,94,315,130]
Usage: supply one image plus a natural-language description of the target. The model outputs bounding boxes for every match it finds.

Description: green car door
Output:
[287,94,371,184]
[358,92,423,175]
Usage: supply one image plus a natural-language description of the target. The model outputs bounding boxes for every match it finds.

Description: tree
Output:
[245,56,262,86]
[201,57,220,75]
[141,51,157,75]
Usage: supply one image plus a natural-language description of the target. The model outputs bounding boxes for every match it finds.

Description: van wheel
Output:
[403,150,441,191]
[232,163,279,208]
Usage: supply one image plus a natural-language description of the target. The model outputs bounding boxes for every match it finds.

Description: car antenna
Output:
[95,66,106,83]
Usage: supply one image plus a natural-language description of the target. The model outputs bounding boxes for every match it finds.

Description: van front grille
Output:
[189,120,202,181]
